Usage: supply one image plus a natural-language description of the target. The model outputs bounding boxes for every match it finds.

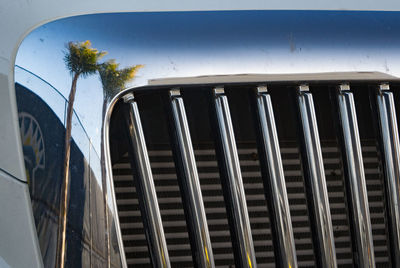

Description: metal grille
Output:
[113,143,389,267]
[109,78,398,268]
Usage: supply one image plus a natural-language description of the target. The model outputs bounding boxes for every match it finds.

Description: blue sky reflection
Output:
[15,10,400,152]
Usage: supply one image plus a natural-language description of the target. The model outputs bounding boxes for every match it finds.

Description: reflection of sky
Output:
[15,10,400,152]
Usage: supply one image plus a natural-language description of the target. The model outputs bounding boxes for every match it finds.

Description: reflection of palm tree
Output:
[57,40,106,268]
[99,60,143,103]
[98,60,143,265]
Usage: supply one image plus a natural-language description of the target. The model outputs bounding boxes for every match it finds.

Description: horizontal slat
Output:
[115,144,387,267]
[114,157,380,169]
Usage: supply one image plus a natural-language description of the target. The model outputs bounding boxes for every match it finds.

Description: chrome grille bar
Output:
[123,93,171,268]
[252,86,297,268]
[210,87,257,268]
[336,84,375,268]
[376,84,400,267]
[295,85,337,268]
[167,89,215,268]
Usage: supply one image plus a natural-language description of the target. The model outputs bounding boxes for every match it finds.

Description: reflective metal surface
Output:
[295,85,337,268]
[15,80,114,267]
[104,92,127,268]
[337,84,375,268]
[167,89,214,268]
[376,84,400,267]
[251,86,297,268]
[123,93,171,268]
[210,87,256,268]
[12,10,400,268]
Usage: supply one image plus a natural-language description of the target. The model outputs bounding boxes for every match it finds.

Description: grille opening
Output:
[351,84,390,266]
[109,82,392,267]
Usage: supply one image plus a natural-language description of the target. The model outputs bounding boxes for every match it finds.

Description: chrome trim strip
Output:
[253,86,297,268]
[168,89,215,268]
[337,84,375,268]
[296,85,337,268]
[376,84,400,267]
[123,93,171,268]
[211,87,257,268]
[104,92,128,268]
[149,72,399,86]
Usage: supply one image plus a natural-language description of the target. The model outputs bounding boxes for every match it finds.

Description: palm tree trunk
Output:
[56,72,79,268]
[101,97,111,267]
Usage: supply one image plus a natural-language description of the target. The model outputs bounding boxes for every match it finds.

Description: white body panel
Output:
[0,170,42,267]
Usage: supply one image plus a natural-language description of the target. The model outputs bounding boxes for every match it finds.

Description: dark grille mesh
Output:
[112,141,389,267]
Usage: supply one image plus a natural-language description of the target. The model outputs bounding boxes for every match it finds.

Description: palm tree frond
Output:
[98,60,143,101]
[64,40,107,77]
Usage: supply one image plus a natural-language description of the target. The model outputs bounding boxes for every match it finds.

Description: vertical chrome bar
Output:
[123,93,171,268]
[337,84,375,268]
[168,89,215,268]
[211,87,257,268]
[296,85,337,268]
[376,84,400,267]
[254,86,297,268]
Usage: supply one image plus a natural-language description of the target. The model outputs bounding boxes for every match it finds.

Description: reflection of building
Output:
[15,82,120,268]
[19,112,45,194]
